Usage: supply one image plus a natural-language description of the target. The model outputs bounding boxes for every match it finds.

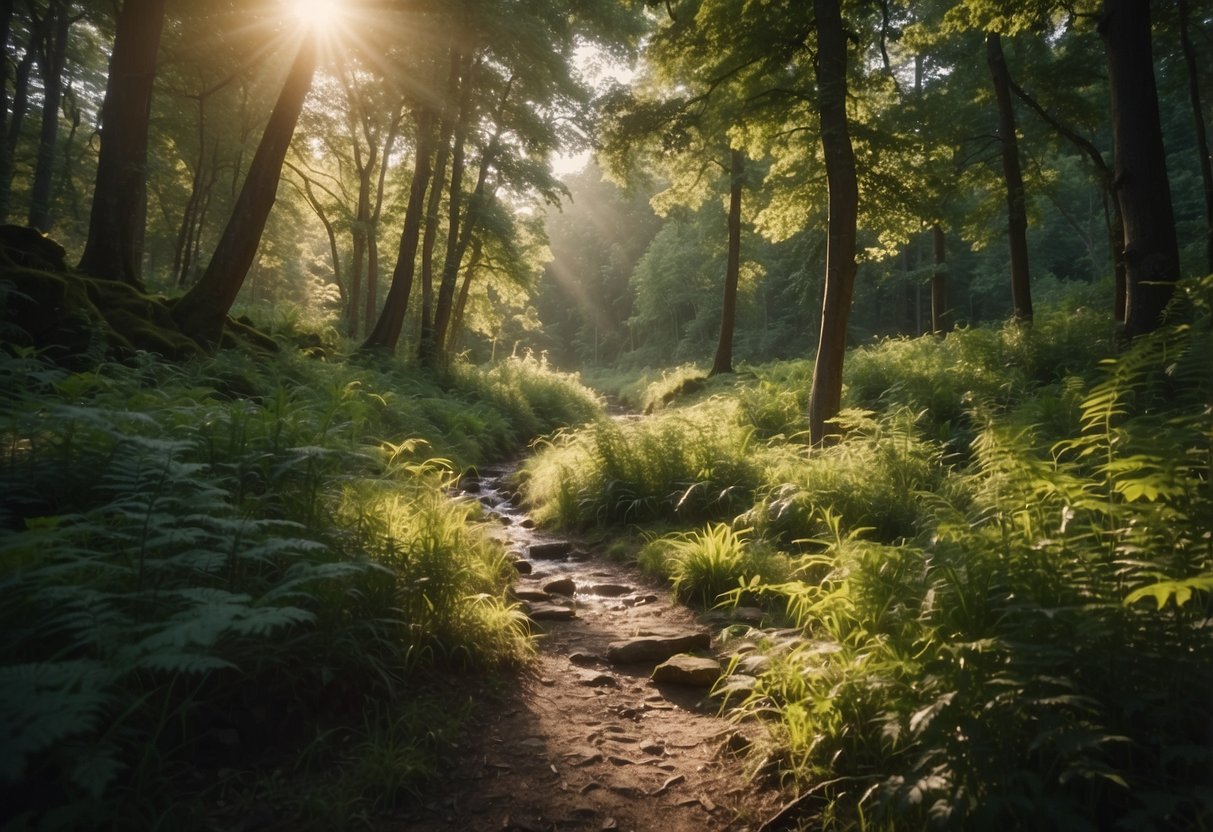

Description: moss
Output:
[1,229,280,365]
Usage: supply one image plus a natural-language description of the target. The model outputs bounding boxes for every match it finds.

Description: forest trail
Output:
[396,463,787,832]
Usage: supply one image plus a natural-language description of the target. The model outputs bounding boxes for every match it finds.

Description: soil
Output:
[393,464,788,832]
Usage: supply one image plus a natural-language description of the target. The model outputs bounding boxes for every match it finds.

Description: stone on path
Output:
[543,577,576,596]
[513,589,551,603]
[652,654,722,688]
[511,559,533,575]
[586,583,632,597]
[606,632,711,665]
[528,541,572,560]
[526,602,576,621]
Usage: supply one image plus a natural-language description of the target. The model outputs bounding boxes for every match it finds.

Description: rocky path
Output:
[396,464,786,832]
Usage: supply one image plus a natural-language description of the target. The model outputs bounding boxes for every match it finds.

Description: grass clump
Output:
[520,398,761,528]
[638,523,788,608]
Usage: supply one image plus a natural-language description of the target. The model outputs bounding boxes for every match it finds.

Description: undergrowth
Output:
[0,342,598,829]
[523,280,1213,830]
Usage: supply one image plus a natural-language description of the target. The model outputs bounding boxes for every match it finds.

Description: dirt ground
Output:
[392,467,788,832]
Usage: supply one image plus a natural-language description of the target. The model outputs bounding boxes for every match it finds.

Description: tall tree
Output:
[986,31,1032,322]
[1178,0,1213,273]
[807,0,859,445]
[0,6,49,222]
[29,1,76,233]
[362,107,435,351]
[173,33,319,344]
[710,147,744,376]
[77,0,168,286]
[1100,0,1180,337]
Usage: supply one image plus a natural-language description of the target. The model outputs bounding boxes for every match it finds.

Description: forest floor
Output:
[393,463,788,832]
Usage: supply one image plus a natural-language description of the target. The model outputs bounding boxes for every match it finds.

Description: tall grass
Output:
[520,398,762,528]
[0,341,594,828]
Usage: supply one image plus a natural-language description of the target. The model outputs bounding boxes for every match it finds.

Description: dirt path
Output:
[395,464,786,832]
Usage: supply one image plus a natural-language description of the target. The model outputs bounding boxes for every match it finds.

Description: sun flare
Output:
[288,0,344,29]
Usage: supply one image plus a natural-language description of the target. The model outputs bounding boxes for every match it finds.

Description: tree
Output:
[77,0,168,286]
[806,0,859,445]
[1178,0,1213,273]
[28,1,78,233]
[986,31,1032,322]
[710,147,744,375]
[173,32,318,344]
[1100,0,1180,337]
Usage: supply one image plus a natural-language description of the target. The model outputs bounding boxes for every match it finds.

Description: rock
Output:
[587,583,632,597]
[575,671,617,688]
[620,594,660,607]
[651,654,722,687]
[520,518,536,529]
[606,632,711,665]
[528,541,572,560]
[731,606,767,625]
[544,577,576,596]
[568,651,600,666]
[512,559,533,575]
[0,224,67,270]
[513,589,551,603]
[526,602,576,621]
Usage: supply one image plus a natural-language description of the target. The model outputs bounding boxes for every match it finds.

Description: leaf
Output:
[1125,574,1213,610]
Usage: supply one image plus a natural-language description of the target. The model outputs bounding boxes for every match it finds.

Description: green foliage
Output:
[0,343,592,827]
[528,285,1212,829]
[520,398,761,528]
[639,523,787,608]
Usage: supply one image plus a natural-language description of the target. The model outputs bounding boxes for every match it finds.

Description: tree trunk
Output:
[365,109,401,336]
[77,0,168,286]
[931,223,951,334]
[711,148,744,377]
[807,0,859,447]
[173,35,318,345]
[1179,0,1213,274]
[289,161,343,303]
[362,107,435,351]
[431,127,502,364]
[1100,0,1180,338]
[447,236,483,354]
[1008,78,1126,319]
[420,46,463,357]
[986,32,1032,323]
[28,3,71,233]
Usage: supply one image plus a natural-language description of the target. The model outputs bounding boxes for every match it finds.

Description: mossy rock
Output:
[1,227,280,365]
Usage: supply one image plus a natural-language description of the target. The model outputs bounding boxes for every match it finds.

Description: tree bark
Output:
[711,148,744,377]
[986,32,1032,323]
[77,0,168,286]
[931,223,951,334]
[1179,0,1213,274]
[28,2,72,232]
[807,0,859,447]
[173,35,318,345]
[362,107,435,351]
[1100,0,1180,338]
